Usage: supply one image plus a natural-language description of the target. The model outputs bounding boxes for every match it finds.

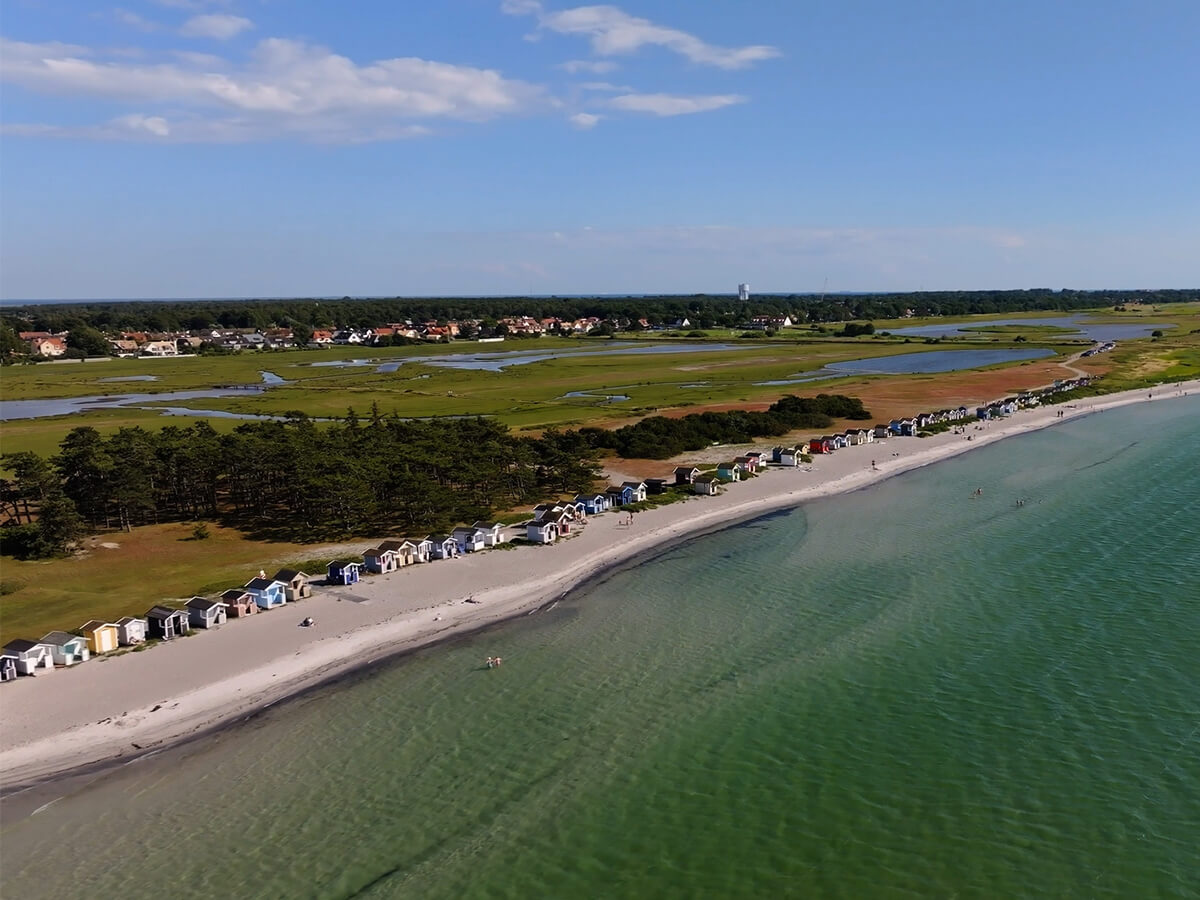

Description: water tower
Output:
[737,283,750,301]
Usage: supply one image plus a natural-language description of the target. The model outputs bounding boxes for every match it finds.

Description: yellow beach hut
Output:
[79,621,120,655]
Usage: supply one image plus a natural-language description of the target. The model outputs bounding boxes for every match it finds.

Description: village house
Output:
[673,466,701,485]
[141,340,178,357]
[472,522,508,547]
[115,616,147,645]
[363,547,399,574]
[693,475,720,495]
[452,526,487,553]
[79,621,120,654]
[716,462,742,482]
[526,520,557,543]
[146,606,190,640]
[274,569,312,601]
[27,336,68,357]
[2,639,55,676]
[187,597,228,629]
[42,632,90,666]
[327,560,362,585]
[310,330,334,346]
[1,652,17,682]
[221,589,258,617]
[244,577,288,609]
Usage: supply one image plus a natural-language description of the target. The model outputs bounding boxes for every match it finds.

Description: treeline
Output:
[4,289,1194,334]
[580,394,872,459]
[1,414,600,557]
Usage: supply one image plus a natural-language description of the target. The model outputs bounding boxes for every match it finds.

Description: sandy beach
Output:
[2,379,1196,790]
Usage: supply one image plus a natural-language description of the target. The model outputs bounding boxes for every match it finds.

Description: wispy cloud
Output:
[0,37,547,143]
[607,92,744,116]
[568,112,599,129]
[507,2,780,69]
[557,58,618,74]
[179,13,253,40]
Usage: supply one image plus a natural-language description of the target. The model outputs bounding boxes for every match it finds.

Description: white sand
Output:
[2,380,1195,787]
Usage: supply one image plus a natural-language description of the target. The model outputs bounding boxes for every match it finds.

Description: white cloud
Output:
[607,92,744,116]
[577,81,629,92]
[180,14,253,40]
[113,9,161,32]
[557,58,618,74]
[568,112,599,128]
[508,3,780,69]
[0,37,546,143]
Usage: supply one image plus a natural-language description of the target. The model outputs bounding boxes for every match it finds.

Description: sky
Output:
[1,0,1197,300]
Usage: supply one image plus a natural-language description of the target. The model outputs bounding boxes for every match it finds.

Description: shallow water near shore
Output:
[3,396,1199,899]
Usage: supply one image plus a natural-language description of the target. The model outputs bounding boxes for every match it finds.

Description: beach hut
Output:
[673,466,701,485]
[115,616,147,646]
[362,547,399,574]
[716,462,742,482]
[745,451,767,468]
[605,485,633,507]
[413,538,435,563]
[221,589,257,617]
[645,478,669,495]
[187,597,228,629]
[777,447,801,466]
[734,455,759,473]
[146,606,190,640]
[622,481,648,503]
[274,569,312,601]
[873,425,890,440]
[42,632,90,666]
[526,521,557,544]
[574,493,609,515]
[377,540,414,567]
[693,475,719,495]
[1,652,17,682]
[244,577,288,609]
[809,437,834,455]
[429,535,458,559]
[452,526,487,554]
[472,522,508,546]
[79,621,120,655]
[327,561,361,586]
[2,640,55,676]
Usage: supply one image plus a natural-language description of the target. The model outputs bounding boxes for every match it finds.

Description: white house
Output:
[2,639,55,675]
[526,521,557,543]
[472,521,508,546]
[41,632,90,666]
[452,526,487,553]
[115,616,148,645]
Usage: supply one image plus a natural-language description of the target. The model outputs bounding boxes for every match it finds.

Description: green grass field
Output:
[1,334,1079,459]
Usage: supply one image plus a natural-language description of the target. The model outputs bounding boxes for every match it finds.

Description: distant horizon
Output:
[4,287,1196,308]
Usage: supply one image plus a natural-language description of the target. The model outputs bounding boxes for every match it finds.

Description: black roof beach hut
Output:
[146,605,190,640]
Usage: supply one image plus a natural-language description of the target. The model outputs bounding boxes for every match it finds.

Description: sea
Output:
[3,394,1198,899]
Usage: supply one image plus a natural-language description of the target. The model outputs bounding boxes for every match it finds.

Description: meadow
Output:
[2,333,1076,457]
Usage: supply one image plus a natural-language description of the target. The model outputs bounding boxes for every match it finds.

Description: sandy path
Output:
[2,379,1195,788]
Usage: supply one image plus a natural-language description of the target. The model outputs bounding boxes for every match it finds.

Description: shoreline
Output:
[2,379,1196,793]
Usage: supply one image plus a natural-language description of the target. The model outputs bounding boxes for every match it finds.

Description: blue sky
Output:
[1,0,1197,299]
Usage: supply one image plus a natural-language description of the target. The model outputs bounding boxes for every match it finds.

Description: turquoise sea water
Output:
[3,396,1198,899]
